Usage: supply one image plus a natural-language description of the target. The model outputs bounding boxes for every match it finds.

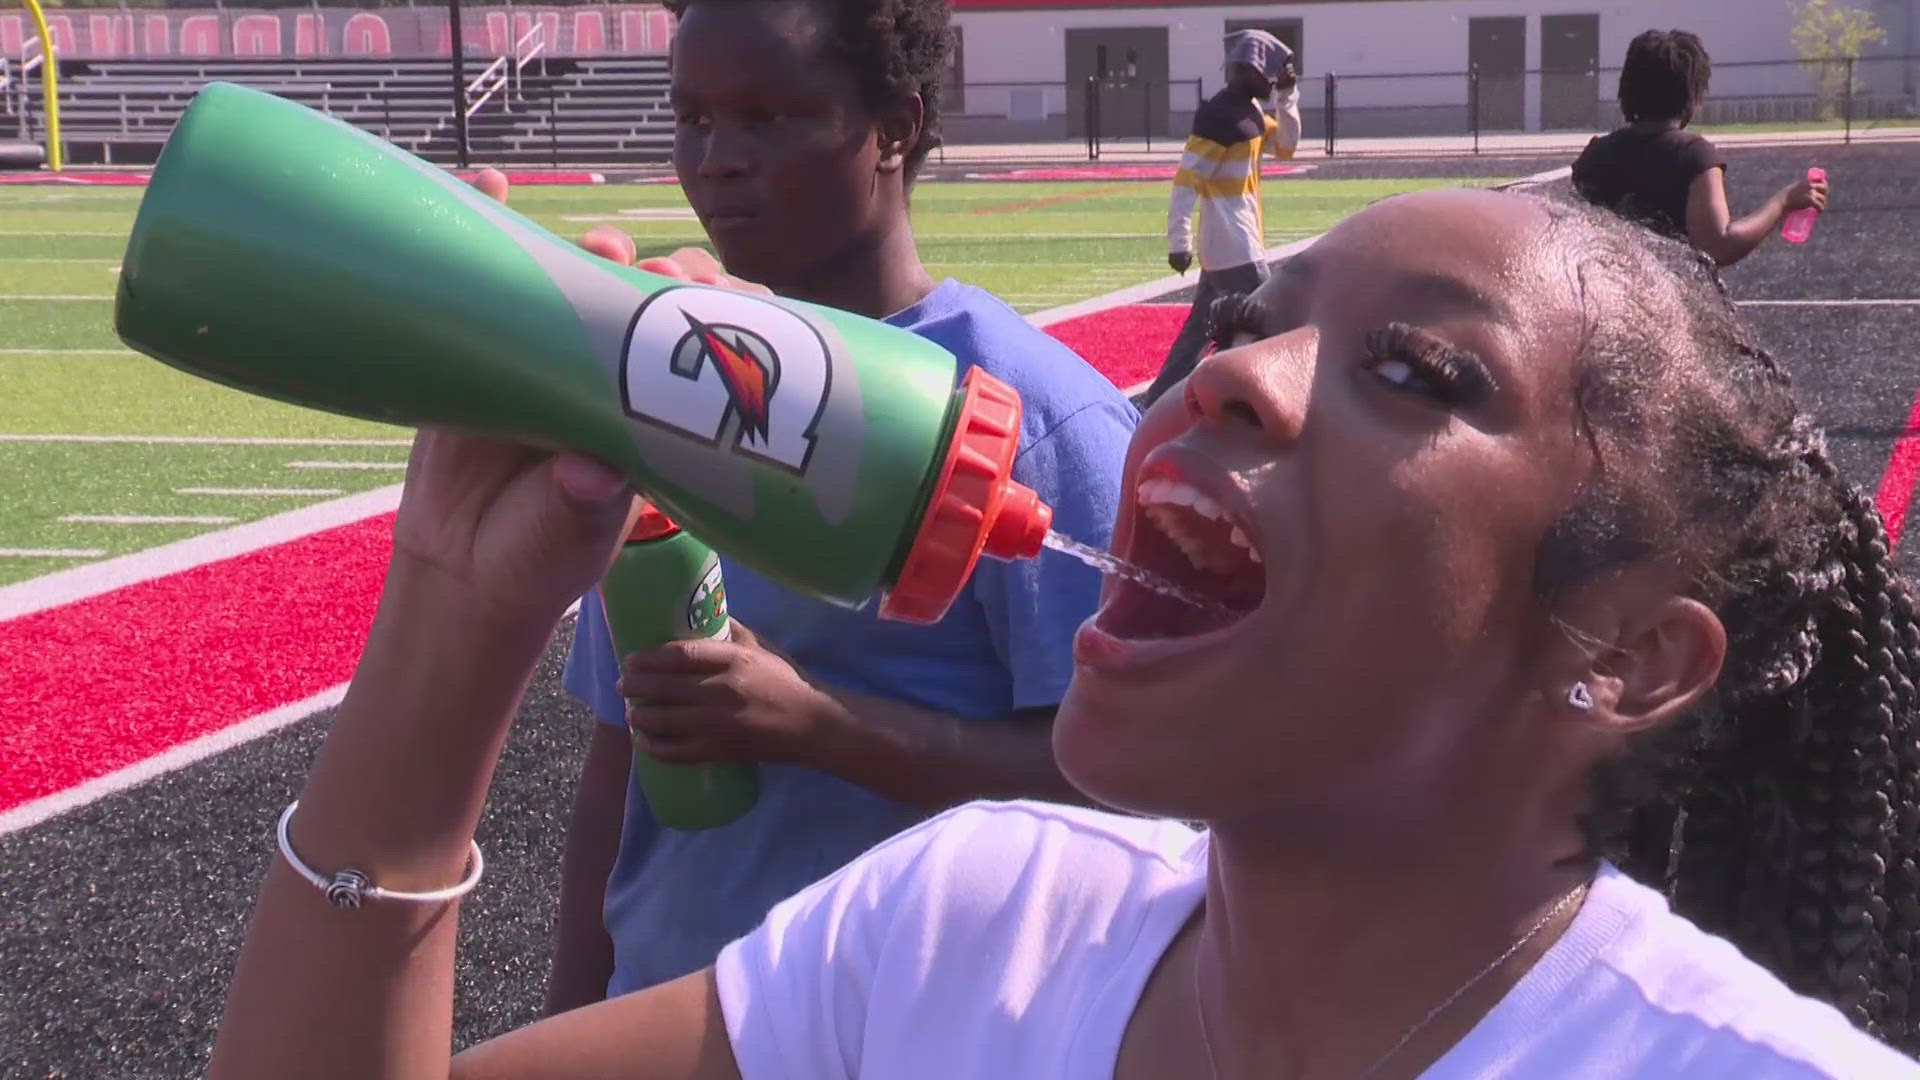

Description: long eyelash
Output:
[1363,323,1496,407]
[1206,293,1257,351]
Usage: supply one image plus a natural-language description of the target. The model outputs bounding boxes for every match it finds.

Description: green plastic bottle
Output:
[114,82,1051,625]
[600,503,757,829]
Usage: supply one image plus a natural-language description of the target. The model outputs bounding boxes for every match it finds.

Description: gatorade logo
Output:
[621,287,832,475]
[686,561,729,636]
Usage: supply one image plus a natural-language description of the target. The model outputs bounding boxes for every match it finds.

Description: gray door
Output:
[1468,16,1526,131]
[1066,27,1171,139]
[1541,14,1599,130]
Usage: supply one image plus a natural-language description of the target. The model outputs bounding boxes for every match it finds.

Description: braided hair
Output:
[1618,29,1712,124]
[665,0,954,179]
[1530,195,1920,1051]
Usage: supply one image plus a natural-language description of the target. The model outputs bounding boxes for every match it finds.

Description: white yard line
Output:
[920,231,1176,240]
[176,487,345,497]
[0,348,134,356]
[0,547,105,558]
[0,433,409,446]
[0,586,579,832]
[0,294,112,301]
[0,684,350,836]
[928,262,1166,269]
[1500,165,1573,188]
[286,460,410,470]
[60,514,238,525]
[562,207,701,222]
[0,484,402,621]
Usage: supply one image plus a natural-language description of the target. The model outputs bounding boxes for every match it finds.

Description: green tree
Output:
[1790,0,1887,119]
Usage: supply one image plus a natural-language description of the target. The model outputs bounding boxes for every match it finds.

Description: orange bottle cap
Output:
[879,367,1054,624]
[626,500,682,543]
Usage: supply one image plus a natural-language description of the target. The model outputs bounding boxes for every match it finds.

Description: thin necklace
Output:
[1192,882,1589,1080]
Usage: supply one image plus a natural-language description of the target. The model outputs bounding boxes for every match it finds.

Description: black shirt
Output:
[1190,86,1270,148]
[1571,125,1727,240]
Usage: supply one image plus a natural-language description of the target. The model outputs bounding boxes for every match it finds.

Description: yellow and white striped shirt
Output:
[1168,85,1303,271]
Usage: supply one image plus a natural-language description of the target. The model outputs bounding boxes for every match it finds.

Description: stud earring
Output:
[1566,682,1596,711]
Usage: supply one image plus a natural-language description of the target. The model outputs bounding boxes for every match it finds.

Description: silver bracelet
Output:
[276,801,484,908]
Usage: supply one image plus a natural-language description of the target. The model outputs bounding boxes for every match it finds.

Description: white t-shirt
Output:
[714,800,1918,1078]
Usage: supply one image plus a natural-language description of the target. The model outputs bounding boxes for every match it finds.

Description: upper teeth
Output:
[1138,477,1223,518]
[1136,478,1262,566]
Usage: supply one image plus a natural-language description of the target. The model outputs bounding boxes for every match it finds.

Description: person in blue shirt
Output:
[540,0,1139,1009]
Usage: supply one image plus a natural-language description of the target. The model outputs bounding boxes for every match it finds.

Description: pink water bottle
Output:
[1781,167,1826,244]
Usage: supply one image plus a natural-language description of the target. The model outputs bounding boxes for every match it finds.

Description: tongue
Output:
[1098,576,1238,639]
[1111,559,1242,628]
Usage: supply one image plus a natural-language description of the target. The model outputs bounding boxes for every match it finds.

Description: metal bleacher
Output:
[474,55,674,164]
[12,49,674,167]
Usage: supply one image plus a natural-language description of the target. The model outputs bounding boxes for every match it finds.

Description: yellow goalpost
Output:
[18,0,62,170]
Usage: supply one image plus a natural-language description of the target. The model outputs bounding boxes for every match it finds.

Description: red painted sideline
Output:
[1875,387,1920,552]
[0,514,393,814]
[1045,303,1188,390]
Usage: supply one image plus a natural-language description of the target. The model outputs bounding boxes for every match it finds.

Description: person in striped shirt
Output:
[1137,28,1301,408]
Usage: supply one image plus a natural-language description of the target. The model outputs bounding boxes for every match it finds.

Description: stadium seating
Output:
[15,55,673,166]
[470,55,673,165]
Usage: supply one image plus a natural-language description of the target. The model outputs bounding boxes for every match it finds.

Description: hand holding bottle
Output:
[1781,167,1828,244]
[384,171,774,628]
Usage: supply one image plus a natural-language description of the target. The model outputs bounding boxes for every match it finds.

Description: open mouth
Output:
[1094,477,1267,640]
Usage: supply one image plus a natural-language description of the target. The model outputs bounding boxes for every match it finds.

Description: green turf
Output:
[0,175,1459,583]
[0,355,411,437]
[0,232,131,259]
[4,262,121,294]
[0,441,408,584]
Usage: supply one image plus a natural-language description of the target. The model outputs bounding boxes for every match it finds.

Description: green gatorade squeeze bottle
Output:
[600,502,757,829]
[113,82,1052,624]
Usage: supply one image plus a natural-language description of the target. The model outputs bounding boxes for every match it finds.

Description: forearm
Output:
[1168,181,1198,253]
[545,892,617,1017]
[544,726,628,1016]
[211,560,566,1079]
[1714,191,1791,265]
[1273,101,1302,159]
[814,689,1089,812]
